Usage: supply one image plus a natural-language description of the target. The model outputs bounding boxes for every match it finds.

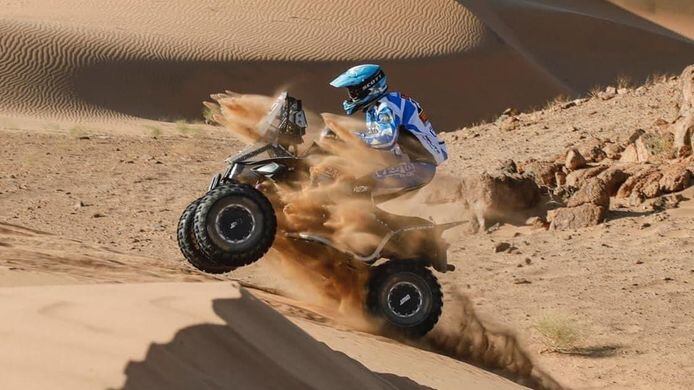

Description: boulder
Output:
[567,178,610,208]
[548,204,606,230]
[565,165,608,189]
[597,167,629,196]
[518,159,562,187]
[659,161,692,193]
[617,168,664,200]
[620,143,640,163]
[565,148,587,171]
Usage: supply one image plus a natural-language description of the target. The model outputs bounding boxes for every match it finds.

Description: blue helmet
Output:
[330,64,388,115]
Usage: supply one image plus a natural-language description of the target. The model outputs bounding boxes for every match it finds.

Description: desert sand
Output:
[1,1,694,389]
[0,281,521,390]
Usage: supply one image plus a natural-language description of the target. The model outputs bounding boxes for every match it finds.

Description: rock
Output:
[560,101,575,109]
[617,168,664,200]
[560,99,583,109]
[670,66,694,157]
[565,148,587,171]
[617,88,629,95]
[565,165,608,189]
[513,278,532,285]
[578,138,608,162]
[494,242,511,253]
[620,132,671,163]
[518,159,561,187]
[659,162,692,193]
[598,87,617,100]
[567,178,610,208]
[503,107,519,116]
[626,129,646,144]
[74,201,85,209]
[495,159,518,174]
[653,117,670,129]
[500,116,520,131]
[555,171,567,186]
[650,194,685,211]
[526,216,548,229]
[674,124,693,157]
[548,203,606,230]
[461,170,542,231]
[598,167,629,196]
[92,212,106,218]
[619,143,639,163]
[603,143,624,160]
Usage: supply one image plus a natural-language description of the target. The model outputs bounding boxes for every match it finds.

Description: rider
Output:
[329,64,448,197]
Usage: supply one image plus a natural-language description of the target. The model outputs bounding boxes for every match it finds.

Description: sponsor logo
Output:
[377,112,392,123]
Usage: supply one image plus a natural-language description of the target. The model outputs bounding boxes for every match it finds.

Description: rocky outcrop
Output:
[616,159,693,200]
[672,65,694,157]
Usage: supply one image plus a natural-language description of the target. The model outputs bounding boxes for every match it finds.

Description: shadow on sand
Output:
[120,289,429,390]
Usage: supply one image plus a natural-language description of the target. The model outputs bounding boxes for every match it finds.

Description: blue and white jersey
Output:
[357,92,448,165]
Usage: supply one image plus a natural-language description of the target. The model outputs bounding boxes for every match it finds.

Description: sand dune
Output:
[609,0,694,39]
[0,281,523,390]
[0,0,692,129]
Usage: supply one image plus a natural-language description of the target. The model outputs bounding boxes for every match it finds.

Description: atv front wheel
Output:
[367,260,443,338]
[177,198,235,274]
[193,184,276,268]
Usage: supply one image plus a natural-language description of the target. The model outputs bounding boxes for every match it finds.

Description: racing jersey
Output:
[357,92,448,165]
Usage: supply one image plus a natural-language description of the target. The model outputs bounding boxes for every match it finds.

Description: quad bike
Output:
[177,92,459,337]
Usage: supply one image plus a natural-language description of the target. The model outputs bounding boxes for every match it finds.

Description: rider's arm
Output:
[358,105,401,149]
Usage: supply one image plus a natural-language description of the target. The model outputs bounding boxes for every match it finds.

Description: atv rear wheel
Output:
[367,260,443,338]
[193,183,276,268]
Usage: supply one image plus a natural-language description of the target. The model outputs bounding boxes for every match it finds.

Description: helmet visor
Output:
[347,85,368,101]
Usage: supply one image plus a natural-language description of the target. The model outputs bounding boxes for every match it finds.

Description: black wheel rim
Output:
[387,281,424,319]
[215,204,256,244]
